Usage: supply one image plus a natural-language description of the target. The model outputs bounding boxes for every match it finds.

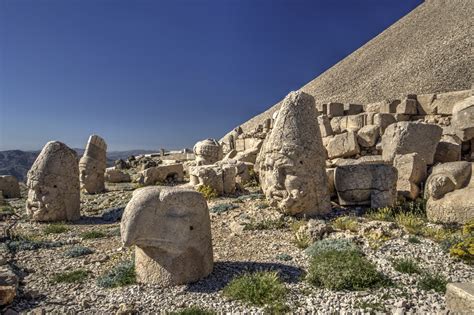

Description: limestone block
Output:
[374,113,396,134]
[0,265,18,306]
[396,99,417,114]
[446,283,474,313]
[121,186,213,286]
[382,122,442,164]
[104,168,131,183]
[434,135,462,163]
[424,161,472,200]
[427,187,474,224]
[416,93,437,114]
[327,102,344,117]
[0,176,20,198]
[433,89,471,115]
[318,115,333,137]
[379,100,400,113]
[451,96,474,141]
[330,116,347,134]
[346,113,366,132]
[334,164,397,208]
[393,153,427,200]
[326,131,360,159]
[344,103,363,115]
[357,125,379,148]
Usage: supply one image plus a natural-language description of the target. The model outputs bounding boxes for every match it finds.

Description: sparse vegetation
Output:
[196,185,218,200]
[449,237,473,264]
[223,271,287,308]
[52,269,89,283]
[64,246,94,258]
[304,239,359,257]
[236,193,264,202]
[170,307,215,315]
[408,236,421,244]
[256,201,269,209]
[307,249,388,291]
[0,205,14,215]
[365,207,395,222]
[97,260,136,288]
[209,203,238,214]
[244,168,259,187]
[392,258,421,274]
[81,230,106,240]
[418,272,447,293]
[275,253,292,261]
[332,216,359,232]
[395,212,425,235]
[43,223,69,235]
[243,218,287,231]
[7,234,63,252]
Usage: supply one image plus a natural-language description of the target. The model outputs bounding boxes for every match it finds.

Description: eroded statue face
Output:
[260,151,309,214]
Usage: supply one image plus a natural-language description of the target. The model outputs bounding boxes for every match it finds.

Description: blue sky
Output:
[0,0,422,151]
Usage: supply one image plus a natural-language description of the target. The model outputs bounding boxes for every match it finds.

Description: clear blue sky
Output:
[0,0,422,151]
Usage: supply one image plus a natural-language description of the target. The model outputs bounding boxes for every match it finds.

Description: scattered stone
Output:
[451,96,474,141]
[79,135,107,194]
[0,265,18,306]
[434,135,462,163]
[138,164,184,186]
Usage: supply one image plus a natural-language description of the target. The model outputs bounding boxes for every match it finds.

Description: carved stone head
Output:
[193,139,223,165]
[79,135,107,194]
[26,141,80,221]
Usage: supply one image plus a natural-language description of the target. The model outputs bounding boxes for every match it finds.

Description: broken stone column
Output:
[193,139,223,165]
[79,135,107,194]
[382,121,442,164]
[393,153,427,200]
[0,176,21,198]
[26,141,80,222]
[121,186,213,286]
[256,91,331,217]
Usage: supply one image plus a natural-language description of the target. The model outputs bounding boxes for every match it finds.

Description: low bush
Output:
[449,237,473,264]
[395,212,425,235]
[332,216,359,232]
[243,219,286,231]
[52,269,89,283]
[170,307,215,315]
[223,271,287,308]
[365,207,395,222]
[81,230,106,240]
[418,272,447,293]
[7,237,63,252]
[407,236,421,244]
[196,185,218,200]
[43,223,69,235]
[236,193,264,202]
[0,205,14,215]
[306,249,388,291]
[304,239,359,257]
[209,203,237,214]
[97,260,136,288]
[392,258,421,274]
[64,246,94,258]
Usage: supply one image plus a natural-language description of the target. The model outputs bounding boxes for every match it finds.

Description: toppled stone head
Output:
[193,139,223,165]
[79,135,107,194]
[256,91,331,217]
[121,186,213,286]
[26,141,80,221]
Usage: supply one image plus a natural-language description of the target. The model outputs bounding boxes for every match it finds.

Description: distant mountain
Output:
[0,149,156,182]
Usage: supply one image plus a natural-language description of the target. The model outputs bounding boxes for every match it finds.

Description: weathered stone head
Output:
[256,91,331,217]
[193,139,223,165]
[121,186,213,286]
[79,135,107,194]
[26,141,80,221]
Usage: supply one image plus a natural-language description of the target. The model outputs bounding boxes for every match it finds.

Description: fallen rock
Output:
[0,266,18,306]
[138,164,184,186]
[434,135,462,163]
[357,125,379,148]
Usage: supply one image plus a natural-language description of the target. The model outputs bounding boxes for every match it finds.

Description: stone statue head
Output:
[256,91,331,216]
[79,135,107,194]
[26,141,80,221]
[121,186,213,285]
[193,139,223,165]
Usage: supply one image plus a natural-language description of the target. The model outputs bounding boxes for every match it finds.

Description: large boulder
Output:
[393,153,427,200]
[334,164,398,208]
[104,168,131,183]
[326,131,360,159]
[256,91,331,217]
[382,122,442,164]
[138,164,184,186]
[26,141,80,222]
[0,176,21,198]
[451,96,474,141]
[79,135,107,194]
[121,186,213,286]
[193,139,223,165]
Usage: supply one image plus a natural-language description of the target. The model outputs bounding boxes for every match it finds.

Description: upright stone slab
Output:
[26,141,80,221]
[121,186,213,286]
[451,96,474,141]
[0,176,21,198]
[382,121,442,164]
[393,153,427,200]
[334,164,397,208]
[317,115,333,137]
[79,135,107,194]
[256,91,331,217]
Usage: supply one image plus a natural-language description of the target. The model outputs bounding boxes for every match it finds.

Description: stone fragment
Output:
[193,139,223,165]
[329,116,347,134]
[326,131,360,159]
[416,93,436,114]
[115,159,129,170]
[0,266,18,306]
[379,100,400,113]
[334,164,397,208]
[344,103,363,115]
[392,113,411,122]
[393,153,427,200]
[374,113,396,134]
[121,186,213,286]
[231,140,263,164]
[189,163,237,196]
[79,135,107,194]
[346,114,366,132]
[433,89,471,115]
[434,135,462,163]
[256,91,331,217]
[26,141,80,222]
[357,125,379,148]
[396,99,417,114]
[326,102,344,117]
[0,176,20,198]
[104,168,131,183]
[138,164,184,186]
[446,283,474,313]
[381,122,442,164]
[451,96,474,141]
[317,115,333,137]
[326,168,335,197]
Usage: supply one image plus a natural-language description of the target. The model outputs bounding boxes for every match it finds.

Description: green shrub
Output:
[365,207,395,222]
[244,219,286,231]
[418,272,447,293]
[97,260,136,288]
[292,228,311,249]
[64,246,94,258]
[449,237,473,264]
[52,269,89,283]
[462,220,474,235]
[223,271,287,307]
[236,193,264,202]
[43,223,69,235]
[209,203,237,214]
[407,236,421,244]
[395,212,425,235]
[332,216,359,232]
[80,230,106,240]
[392,258,421,274]
[256,201,269,209]
[421,226,454,242]
[196,185,218,200]
[304,239,359,257]
[306,249,387,291]
[275,253,293,261]
[6,238,63,252]
[170,307,215,315]
[0,205,14,215]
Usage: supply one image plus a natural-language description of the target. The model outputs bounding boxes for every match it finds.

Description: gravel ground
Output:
[1,184,472,314]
